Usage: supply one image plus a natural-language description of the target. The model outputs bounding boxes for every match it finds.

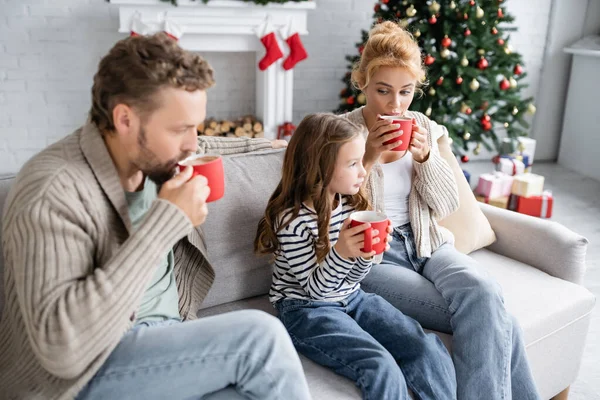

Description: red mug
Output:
[178,155,225,203]
[379,115,413,151]
[349,211,390,255]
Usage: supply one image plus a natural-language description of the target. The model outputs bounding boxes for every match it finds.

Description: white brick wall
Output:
[0,0,552,175]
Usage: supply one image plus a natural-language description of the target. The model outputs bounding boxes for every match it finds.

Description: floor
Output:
[466,161,600,400]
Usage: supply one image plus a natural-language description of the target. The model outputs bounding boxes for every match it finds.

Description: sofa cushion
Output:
[197,248,595,400]
[436,134,497,254]
[200,149,285,309]
[0,174,16,319]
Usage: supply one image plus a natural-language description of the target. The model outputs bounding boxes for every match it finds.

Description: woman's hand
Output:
[408,122,431,163]
[364,117,404,169]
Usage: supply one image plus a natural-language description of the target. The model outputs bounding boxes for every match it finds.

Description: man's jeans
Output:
[77,310,311,400]
[276,289,457,400]
[361,223,542,400]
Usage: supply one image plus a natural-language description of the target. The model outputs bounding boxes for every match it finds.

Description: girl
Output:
[342,21,541,400]
[255,113,456,400]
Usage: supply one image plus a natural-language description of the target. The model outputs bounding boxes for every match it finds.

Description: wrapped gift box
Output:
[476,172,514,198]
[500,138,517,155]
[515,191,553,218]
[476,195,509,209]
[495,156,525,176]
[463,169,471,184]
[517,137,536,166]
[512,173,545,197]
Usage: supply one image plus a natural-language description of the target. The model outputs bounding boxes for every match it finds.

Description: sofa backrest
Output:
[0,174,16,319]
[199,149,284,309]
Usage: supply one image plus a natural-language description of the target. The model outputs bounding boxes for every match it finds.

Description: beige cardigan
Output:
[0,124,272,399]
[342,107,460,258]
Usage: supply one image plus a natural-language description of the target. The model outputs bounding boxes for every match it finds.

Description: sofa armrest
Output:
[479,202,589,285]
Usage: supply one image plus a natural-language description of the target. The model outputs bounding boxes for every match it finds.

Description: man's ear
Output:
[112,104,138,136]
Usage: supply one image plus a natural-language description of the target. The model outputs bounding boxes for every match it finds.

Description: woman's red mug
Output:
[379,115,413,151]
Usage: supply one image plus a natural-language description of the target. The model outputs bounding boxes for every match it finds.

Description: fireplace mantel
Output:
[112,0,317,138]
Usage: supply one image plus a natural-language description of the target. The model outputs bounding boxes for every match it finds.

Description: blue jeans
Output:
[275,289,457,400]
[361,224,541,400]
[76,310,311,400]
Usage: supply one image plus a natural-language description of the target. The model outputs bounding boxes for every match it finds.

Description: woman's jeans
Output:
[361,223,541,400]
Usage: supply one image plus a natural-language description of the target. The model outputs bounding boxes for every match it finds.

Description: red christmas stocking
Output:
[164,19,183,41]
[283,33,308,70]
[130,13,150,37]
[258,31,284,71]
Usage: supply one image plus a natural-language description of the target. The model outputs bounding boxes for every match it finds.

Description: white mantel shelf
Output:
[112,0,316,138]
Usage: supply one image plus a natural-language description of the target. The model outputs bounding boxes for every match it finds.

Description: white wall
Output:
[0,0,554,174]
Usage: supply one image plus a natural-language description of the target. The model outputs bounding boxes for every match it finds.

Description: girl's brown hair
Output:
[351,21,426,92]
[254,113,370,262]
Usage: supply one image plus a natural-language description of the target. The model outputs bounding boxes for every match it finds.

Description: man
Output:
[0,33,310,400]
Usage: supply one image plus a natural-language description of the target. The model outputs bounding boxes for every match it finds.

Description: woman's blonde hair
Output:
[351,21,426,92]
[254,113,370,263]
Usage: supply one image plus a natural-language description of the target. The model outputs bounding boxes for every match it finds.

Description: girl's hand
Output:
[334,218,379,260]
[408,121,431,163]
[364,116,404,167]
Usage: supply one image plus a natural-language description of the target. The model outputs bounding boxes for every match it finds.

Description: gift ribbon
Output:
[541,193,549,218]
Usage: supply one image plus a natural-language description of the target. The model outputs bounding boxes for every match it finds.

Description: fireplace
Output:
[112,0,316,139]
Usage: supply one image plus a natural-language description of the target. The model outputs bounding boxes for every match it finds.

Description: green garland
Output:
[159,0,310,5]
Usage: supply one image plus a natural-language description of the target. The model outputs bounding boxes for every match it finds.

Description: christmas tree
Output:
[336,0,536,160]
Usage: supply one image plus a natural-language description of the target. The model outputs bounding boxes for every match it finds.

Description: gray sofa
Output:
[0,149,595,400]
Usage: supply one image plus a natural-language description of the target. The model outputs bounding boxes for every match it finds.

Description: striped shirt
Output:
[270,195,372,304]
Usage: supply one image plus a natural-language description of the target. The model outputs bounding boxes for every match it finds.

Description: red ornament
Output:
[396,11,401,17]
[482,121,492,131]
[441,36,452,47]
[464,13,469,20]
[498,8,504,18]
[497,39,505,45]
[277,122,296,141]
[374,4,380,12]
[347,95,355,105]
[481,114,491,123]
[429,15,437,24]
[437,77,444,85]
[359,45,364,54]
[499,78,510,90]
[461,155,470,163]
[456,76,463,85]
[382,0,389,3]
[477,57,489,70]
[464,28,471,36]
[514,64,523,75]
[491,27,499,35]
[470,0,475,5]
[424,55,435,65]
[465,107,472,115]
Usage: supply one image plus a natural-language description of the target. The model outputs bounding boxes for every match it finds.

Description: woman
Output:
[341,21,541,400]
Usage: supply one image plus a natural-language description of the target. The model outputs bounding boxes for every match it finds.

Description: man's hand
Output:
[271,139,288,149]
[158,166,210,227]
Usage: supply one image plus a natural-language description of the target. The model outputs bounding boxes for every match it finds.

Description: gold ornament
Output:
[504,122,509,128]
[402,0,408,5]
[527,103,536,114]
[504,45,512,54]
[509,77,517,88]
[518,142,526,152]
[428,88,436,96]
[425,107,432,116]
[414,29,421,38]
[406,5,417,17]
[460,56,469,67]
[460,102,469,113]
[357,93,366,105]
[449,1,456,9]
[481,21,486,25]
[512,107,519,115]
[478,48,485,55]
[463,132,471,140]
[440,48,450,58]
[429,1,441,13]
[469,78,480,91]
[476,6,484,18]
[474,143,481,155]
